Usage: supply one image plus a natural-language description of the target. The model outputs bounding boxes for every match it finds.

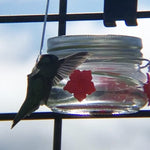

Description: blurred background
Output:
[1,0,150,150]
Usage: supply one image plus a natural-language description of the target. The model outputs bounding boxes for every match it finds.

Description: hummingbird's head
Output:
[36,54,59,77]
[39,54,58,63]
[37,54,58,67]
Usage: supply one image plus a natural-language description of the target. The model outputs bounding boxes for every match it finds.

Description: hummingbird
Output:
[11,52,89,128]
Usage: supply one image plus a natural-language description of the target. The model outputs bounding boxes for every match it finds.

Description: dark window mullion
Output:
[58,0,67,36]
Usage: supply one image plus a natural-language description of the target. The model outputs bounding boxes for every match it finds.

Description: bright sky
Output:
[1,0,150,150]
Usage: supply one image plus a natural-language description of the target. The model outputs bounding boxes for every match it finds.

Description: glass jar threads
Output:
[46,35,148,115]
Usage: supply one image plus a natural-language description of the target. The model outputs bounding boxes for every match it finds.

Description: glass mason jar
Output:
[46,35,148,115]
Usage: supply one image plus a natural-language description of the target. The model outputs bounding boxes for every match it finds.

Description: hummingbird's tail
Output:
[11,113,23,129]
[11,107,28,129]
[11,100,39,129]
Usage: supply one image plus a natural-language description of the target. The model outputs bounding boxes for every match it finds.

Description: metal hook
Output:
[138,58,150,69]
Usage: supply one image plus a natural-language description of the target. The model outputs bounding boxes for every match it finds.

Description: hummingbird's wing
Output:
[11,74,45,129]
[52,52,90,85]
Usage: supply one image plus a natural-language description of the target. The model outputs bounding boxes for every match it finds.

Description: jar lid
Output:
[47,35,142,52]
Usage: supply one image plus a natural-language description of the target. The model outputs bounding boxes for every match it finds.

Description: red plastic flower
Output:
[63,70,96,101]
[143,73,150,105]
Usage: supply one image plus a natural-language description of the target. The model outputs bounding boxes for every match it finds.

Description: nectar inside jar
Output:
[46,35,148,115]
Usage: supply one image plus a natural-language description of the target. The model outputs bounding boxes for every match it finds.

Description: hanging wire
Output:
[139,58,150,69]
[37,0,50,61]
